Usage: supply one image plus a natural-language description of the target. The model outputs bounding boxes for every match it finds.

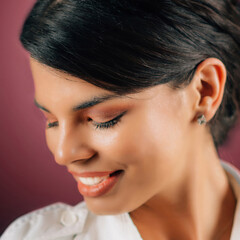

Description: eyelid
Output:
[42,113,58,129]
[91,111,126,123]
[91,111,127,129]
[86,107,126,119]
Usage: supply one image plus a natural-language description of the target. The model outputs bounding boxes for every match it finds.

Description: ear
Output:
[191,58,227,122]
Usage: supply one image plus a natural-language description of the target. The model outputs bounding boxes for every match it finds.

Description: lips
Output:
[69,170,123,197]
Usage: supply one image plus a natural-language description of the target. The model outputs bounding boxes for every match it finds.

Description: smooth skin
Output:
[31,57,236,240]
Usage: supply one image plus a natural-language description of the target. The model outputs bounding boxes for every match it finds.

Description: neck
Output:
[130,135,237,240]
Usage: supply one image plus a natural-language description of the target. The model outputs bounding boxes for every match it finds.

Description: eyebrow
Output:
[34,94,123,113]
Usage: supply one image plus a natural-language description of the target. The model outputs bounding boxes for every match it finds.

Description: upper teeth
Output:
[79,175,109,186]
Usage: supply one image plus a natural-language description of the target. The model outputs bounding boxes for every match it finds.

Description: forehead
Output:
[30,58,111,100]
[29,58,181,115]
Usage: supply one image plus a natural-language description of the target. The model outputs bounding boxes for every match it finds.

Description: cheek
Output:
[89,119,147,165]
[91,105,186,166]
[90,130,119,149]
[116,107,187,188]
[83,100,189,214]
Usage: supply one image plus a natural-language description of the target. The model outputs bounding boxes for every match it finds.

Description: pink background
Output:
[0,0,240,234]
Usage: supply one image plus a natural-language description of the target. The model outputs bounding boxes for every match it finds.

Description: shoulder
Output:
[1,201,89,240]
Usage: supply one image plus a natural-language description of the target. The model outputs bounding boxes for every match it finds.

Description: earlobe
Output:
[193,58,227,123]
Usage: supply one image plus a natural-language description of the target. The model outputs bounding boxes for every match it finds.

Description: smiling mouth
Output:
[78,170,123,186]
[72,170,124,198]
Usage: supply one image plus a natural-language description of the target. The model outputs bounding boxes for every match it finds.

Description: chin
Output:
[84,197,132,216]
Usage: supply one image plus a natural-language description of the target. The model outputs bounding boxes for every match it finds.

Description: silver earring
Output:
[197,115,206,125]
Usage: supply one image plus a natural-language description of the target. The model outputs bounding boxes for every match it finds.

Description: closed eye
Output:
[47,121,59,129]
[91,111,127,130]
[46,111,127,130]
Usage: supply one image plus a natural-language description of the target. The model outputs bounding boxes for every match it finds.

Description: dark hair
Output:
[20,0,240,146]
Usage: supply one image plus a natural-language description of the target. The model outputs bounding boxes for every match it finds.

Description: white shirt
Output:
[1,160,240,240]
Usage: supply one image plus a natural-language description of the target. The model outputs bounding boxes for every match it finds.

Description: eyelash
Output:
[47,121,59,129]
[92,111,126,129]
[46,112,126,130]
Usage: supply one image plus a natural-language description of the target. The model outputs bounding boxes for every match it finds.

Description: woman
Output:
[2,0,240,239]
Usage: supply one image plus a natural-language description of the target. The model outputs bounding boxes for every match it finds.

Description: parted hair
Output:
[20,0,240,146]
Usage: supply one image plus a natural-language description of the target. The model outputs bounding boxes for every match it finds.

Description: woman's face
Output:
[31,58,197,215]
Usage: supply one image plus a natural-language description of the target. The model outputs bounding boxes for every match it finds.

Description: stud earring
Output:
[197,115,207,125]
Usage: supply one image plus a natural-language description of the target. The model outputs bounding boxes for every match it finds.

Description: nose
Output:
[53,122,95,166]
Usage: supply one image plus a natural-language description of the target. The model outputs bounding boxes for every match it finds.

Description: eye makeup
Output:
[91,111,127,130]
[47,121,59,128]
[39,111,58,129]
[45,111,127,130]
[39,99,133,130]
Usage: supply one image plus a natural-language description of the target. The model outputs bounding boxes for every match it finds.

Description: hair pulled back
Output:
[20,0,240,146]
